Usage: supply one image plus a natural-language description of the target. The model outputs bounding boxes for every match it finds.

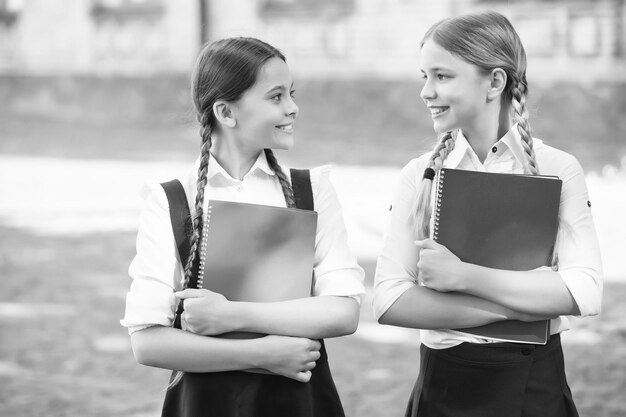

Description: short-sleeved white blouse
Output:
[121,152,365,334]
[373,126,603,349]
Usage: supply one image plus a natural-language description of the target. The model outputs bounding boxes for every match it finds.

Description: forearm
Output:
[130,325,263,372]
[459,263,579,316]
[226,296,359,339]
[378,285,525,329]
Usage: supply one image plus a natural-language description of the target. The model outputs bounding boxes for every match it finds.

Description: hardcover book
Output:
[431,168,562,344]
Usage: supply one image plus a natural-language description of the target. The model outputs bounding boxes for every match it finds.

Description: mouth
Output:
[275,123,294,133]
[428,106,449,118]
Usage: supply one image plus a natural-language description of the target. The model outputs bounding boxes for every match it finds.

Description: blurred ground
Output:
[1,78,625,416]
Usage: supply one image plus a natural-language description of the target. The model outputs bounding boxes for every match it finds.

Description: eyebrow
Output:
[265,83,294,94]
[420,67,451,73]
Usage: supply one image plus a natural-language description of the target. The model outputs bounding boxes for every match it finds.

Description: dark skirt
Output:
[406,334,579,417]
[161,341,344,417]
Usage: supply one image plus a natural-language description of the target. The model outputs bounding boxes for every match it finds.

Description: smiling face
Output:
[419,39,492,136]
[231,57,299,152]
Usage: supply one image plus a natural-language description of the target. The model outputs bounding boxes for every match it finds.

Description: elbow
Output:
[130,329,159,367]
[330,299,360,336]
[130,338,151,367]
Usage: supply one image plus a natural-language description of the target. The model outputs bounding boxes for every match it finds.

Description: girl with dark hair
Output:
[121,37,364,417]
[373,12,602,417]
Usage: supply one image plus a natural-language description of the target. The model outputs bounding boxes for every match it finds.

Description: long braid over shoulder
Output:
[183,118,212,288]
[511,78,539,175]
[264,148,296,208]
[413,131,456,239]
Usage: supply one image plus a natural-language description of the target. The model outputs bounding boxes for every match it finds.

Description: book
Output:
[197,199,318,339]
[431,168,562,344]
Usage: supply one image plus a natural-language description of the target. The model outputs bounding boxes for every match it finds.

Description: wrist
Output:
[223,301,252,333]
[454,261,472,292]
[247,336,269,369]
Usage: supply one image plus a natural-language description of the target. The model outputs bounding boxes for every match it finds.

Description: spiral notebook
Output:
[197,199,317,302]
[431,168,562,344]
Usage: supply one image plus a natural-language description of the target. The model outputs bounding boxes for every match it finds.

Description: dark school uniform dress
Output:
[160,169,346,417]
[162,341,344,417]
[405,334,579,417]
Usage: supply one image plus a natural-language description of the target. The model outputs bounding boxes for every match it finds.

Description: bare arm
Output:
[179,289,359,338]
[130,325,321,382]
[378,284,550,329]
[415,239,578,316]
[454,263,578,316]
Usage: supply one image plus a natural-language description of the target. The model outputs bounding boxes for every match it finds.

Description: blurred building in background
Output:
[1,0,625,81]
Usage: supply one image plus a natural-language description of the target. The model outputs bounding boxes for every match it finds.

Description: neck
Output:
[462,106,512,162]
[210,133,262,180]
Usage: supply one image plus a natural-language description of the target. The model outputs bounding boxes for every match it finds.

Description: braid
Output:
[264,149,296,208]
[511,80,538,175]
[183,123,213,288]
[168,117,212,391]
[413,131,457,239]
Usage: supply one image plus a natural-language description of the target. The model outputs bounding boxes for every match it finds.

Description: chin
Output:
[272,137,295,150]
[432,120,456,135]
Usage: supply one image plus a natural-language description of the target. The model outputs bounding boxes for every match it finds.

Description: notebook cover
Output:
[198,199,317,340]
[432,168,562,344]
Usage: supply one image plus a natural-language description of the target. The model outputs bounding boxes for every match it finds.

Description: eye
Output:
[271,93,282,102]
[290,90,296,98]
[420,73,427,80]
[436,73,448,81]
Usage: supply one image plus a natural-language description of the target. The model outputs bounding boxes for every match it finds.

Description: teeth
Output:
[277,124,293,132]
[430,107,448,115]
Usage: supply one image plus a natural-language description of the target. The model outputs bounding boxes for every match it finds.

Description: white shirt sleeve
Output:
[372,159,425,320]
[120,182,181,334]
[554,155,603,317]
[309,166,365,300]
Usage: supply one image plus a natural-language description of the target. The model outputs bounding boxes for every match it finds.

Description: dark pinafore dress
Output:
[159,169,345,417]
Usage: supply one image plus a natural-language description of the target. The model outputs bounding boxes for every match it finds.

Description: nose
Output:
[420,78,436,102]
[286,95,299,118]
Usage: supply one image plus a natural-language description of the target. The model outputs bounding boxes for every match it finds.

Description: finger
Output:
[174,288,207,300]
[414,239,439,250]
[311,350,321,361]
[308,340,322,351]
[303,361,317,371]
[294,370,312,383]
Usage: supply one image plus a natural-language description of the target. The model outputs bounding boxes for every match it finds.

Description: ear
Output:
[212,101,236,128]
[486,68,507,102]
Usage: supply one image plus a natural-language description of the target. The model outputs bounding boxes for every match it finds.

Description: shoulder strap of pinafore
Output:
[161,179,193,330]
[290,168,314,211]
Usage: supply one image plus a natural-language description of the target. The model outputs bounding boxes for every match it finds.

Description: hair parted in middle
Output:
[413,11,538,240]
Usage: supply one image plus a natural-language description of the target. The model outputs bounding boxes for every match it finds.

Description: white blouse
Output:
[121,152,365,334]
[373,127,603,349]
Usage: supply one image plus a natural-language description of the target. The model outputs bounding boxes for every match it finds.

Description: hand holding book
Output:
[414,239,464,292]
[174,288,231,336]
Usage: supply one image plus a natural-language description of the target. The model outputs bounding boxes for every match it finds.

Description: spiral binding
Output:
[197,203,212,288]
[432,169,445,241]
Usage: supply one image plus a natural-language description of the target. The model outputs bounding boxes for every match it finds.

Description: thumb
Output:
[174,288,206,300]
[414,239,439,250]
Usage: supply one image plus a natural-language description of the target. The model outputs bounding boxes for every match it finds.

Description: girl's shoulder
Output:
[533,138,584,178]
[138,162,198,212]
[287,165,332,202]
[398,153,433,183]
